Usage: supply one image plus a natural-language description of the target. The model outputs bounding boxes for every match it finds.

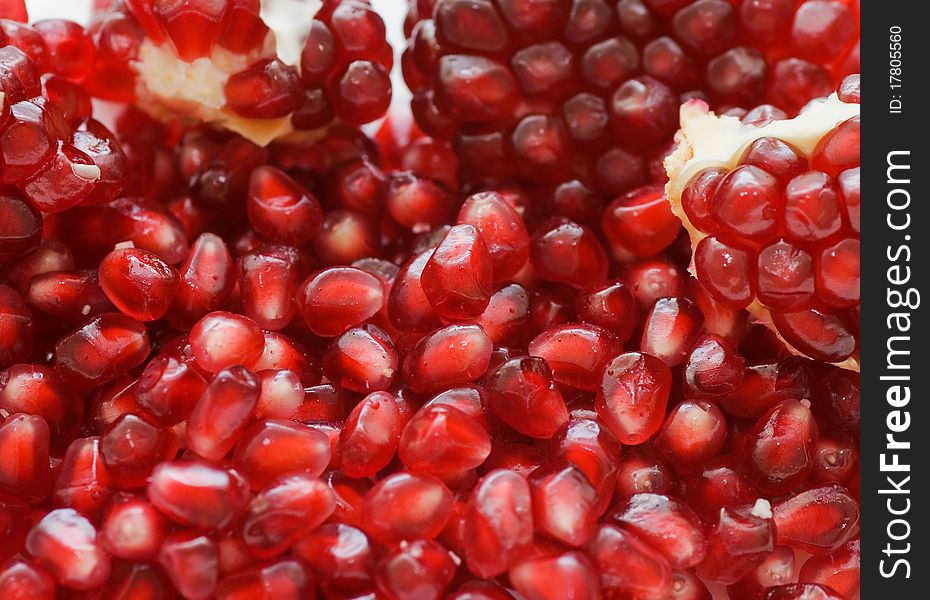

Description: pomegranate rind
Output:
[665,94,860,372]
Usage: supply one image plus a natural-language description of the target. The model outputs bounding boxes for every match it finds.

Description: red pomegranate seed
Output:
[148,460,248,531]
[185,366,260,462]
[374,538,456,600]
[52,435,111,517]
[321,324,396,393]
[0,99,56,185]
[168,232,235,327]
[224,59,302,119]
[773,484,859,554]
[241,473,335,559]
[463,469,533,578]
[216,560,311,600]
[530,219,608,288]
[98,247,179,321]
[0,559,56,600]
[100,497,166,561]
[510,552,601,600]
[361,472,453,546]
[487,356,569,438]
[0,363,80,443]
[246,166,322,245]
[596,351,671,444]
[0,191,41,259]
[811,435,858,484]
[640,297,704,367]
[574,279,639,343]
[26,508,110,590]
[253,331,321,386]
[745,398,819,495]
[100,413,178,489]
[654,400,727,473]
[26,269,114,323]
[798,539,859,599]
[612,493,707,569]
[158,531,219,600]
[188,311,264,373]
[253,368,303,420]
[739,137,808,182]
[402,324,493,394]
[337,391,403,478]
[135,353,207,425]
[388,250,442,333]
[456,191,530,280]
[591,523,673,600]
[680,458,756,522]
[422,224,494,320]
[765,584,845,600]
[53,312,149,388]
[684,334,745,399]
[694,236,755,309]
[552,416,621,513]
[297,266,385,337]
[529,461,598,546]
[602,185,680,260]
[293,523,373,594]
[529,323,621,391]
[728,545,796,600]
[232,418,331,491]
[237,244,305,331]
[399,403,492,478]
[712,165,781,242]
[0,285,33,368]
[0,413,51,503]
[697,502,774,584]
[474,283,531,344]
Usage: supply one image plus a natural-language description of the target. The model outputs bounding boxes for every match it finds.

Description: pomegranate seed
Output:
[591,523,673,600]
[510,552,600,600]
[188,311,264,373]
[293,523,373,594]
[798,539,859,599]
[389,250,442,333]
[169,233,235,328]
[552,416,621,513]
[0,363,80,443]
[0,559,56,600]
[694,236,755,309]
[253,331,321,386]
[26,269,114,323]
[640,297,704,367]
[684,334,745,399]
[811,435,858,484]
[0,100,56,185]
[529,323,621,391]
[237,244,305,331]
[422,224,494,320]
[0,286,33,368]
[403,324,493,394]
[697,502,774,584]
[575,279,639,343]
[596,351,671,444]
[612,493,707,569]
[680,458,756,522]
[98,247,179,321]
[374,538,456,600]
[100,413,178,489]
[0,191,41,260]
[337,391,403,478]
[297,267,385,337]
[246,166,323,245]
[457,191,530,280]
[529,461,598,546]
[0,413,51,503]
[746,398,819,495]
[216,560,312,600]
[728,545,796,600]
[26,508,110,590]
[147,460,248,531]
[232,418,331,491]
[487,356,569,438]
[399,403,492,477]
[463,469,533,577]
[361,472,453,545]
[475,283,531,344]
[158,531,219,600]
[654,400,727,473]
[773,484,859,554]
[721,358,812,418]
[52,435,111,517]
[765,584,845,600]
[242,473,335,559]
[225,59,302,119]
[602,185,680,260]
[100,497,166,561]
[135,353,207,425]
[530,219,608,288]
[186,366,260,462]
[53,312,149,388]
[385,172,456,230]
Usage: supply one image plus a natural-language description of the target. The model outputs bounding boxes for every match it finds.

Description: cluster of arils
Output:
[1,2,860,600]
[86,0,393,143]
[402,0,859,196]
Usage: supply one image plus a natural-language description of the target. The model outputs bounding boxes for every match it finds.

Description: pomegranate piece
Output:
[529,461,598,546]
[100,413,178,489]
[596,351,671,445]
[422,223,494,320]
[158,531,219,600]
[241,473,335,559]
[745,399,819,495]
[697,502,774,584]
[456,191,530,280]
[361,472,453,546]
[773,484,859,554]
[52,435,112,517]
[530,219,608,288]
[0,413,51,503]
[293,523,373,595]
[246,166,323,246]
[26,508,110,590]
[402,324,493,394]
[100,497,166,561]
[147,460,248,531]
[486,356,569,438]
[169,232,236,328]
[464,469,534,577]
[337,391,403,478]
[0,363,80,443]
[510,552,601,600]
[798,539,859,599]
[591,523,673,600]
[237,244,305,331]
[528,323,621,391]
[0,559,56,600]
[399,403,492,478]
[297,267,385,337]
[188,311,264,373]
[232,418,331,490]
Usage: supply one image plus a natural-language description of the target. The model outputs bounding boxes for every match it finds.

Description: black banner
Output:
[861,3,929,596]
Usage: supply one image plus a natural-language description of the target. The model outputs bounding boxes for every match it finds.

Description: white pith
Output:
[664,94,861,372]
[130,0,322,146]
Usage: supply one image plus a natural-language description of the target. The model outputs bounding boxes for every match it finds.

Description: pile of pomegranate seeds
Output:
[85,0,394,144]
[0,1,860,599]
[403,0,858,198]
